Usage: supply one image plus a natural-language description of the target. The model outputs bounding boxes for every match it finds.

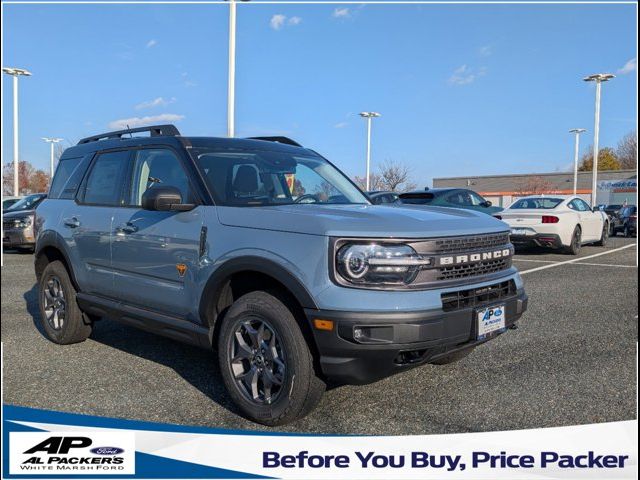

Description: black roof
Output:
[63,125,309,159]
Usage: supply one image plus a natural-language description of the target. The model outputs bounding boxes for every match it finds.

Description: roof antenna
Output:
[126,124,133,138]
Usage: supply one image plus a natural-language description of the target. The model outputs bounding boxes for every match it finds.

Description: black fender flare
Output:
[198,256,319,324]
[34,230,79,287]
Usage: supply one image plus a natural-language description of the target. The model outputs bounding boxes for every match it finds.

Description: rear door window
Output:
[81,150,130,206]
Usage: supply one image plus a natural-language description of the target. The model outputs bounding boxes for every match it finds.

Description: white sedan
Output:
[498,195,609,255]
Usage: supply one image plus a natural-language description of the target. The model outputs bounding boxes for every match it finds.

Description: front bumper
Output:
[510,233,563,249]
[305,287,528,385]
[2,228,35,248]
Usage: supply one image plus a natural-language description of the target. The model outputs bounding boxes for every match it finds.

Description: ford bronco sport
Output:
[34,125,527,425]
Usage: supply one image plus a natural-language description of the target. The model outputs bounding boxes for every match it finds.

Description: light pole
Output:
[359,111,381,191]
[226,0,249,138]
[569,128,586,196]
[227,0,237,138]
[3,67,32,196]
[42,137,63,181]
[583,73,614,206]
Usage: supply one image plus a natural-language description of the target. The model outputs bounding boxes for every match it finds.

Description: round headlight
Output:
[343,246,369,279]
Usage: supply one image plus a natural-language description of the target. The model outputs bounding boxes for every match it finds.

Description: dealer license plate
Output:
[511,228,529,236]
[477,304,506,340]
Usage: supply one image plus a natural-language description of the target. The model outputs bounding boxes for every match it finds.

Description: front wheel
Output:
[217,291,325,426]
[565,226,582,255]
[38,260,92,344]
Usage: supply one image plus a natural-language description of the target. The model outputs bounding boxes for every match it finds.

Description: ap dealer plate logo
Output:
[9,431,135,475]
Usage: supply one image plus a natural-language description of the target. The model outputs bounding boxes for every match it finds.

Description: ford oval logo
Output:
[90,447,125,455]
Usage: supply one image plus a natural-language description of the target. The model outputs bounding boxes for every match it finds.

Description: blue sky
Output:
[2,3,637,187]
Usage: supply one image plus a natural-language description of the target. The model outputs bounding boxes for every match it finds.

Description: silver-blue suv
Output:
[34,125,527,425]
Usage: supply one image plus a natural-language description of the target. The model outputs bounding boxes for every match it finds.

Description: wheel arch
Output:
[34,231,79,290]
[198,256,318,330]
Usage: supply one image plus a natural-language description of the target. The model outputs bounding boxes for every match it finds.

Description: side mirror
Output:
[141,186,195,212]
[482,200,492,207]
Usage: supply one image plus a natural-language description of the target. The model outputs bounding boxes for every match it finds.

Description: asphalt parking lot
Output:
[1,236,637,435]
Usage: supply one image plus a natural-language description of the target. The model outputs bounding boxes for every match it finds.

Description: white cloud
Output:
[146,39,157,48]
[478,45,492,57]
[618,57,637,75]
[135,97,176,110]
[270,14,287,30]
[270,14,302,30]
[108,113,185,130]
[448,64,486,85]
[333,7,350,18]
[334,122,348,128]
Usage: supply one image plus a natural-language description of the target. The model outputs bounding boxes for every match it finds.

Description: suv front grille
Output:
[429,233,510,254]
[408,232,513,285]
[437,258,511,281]
[441,280,516,311]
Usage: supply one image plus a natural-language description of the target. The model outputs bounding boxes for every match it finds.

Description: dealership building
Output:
[433,169,637,207]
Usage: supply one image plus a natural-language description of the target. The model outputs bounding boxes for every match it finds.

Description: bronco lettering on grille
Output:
[437,248,512,266]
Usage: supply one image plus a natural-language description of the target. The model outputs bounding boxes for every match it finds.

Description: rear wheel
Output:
[38,260,92,344]
[566,226,582,255]
[596,223,609,246]
[217,291,325,426]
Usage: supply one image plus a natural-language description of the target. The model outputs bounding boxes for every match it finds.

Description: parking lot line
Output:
[513,259,558,264]
[519,244,636,275]
[572,262,638,268]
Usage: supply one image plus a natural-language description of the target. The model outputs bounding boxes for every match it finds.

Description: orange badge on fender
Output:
[176,264,188,277]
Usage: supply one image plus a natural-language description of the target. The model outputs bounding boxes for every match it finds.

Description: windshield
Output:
[509,197,563,209]
[5,194,45,211]
[190,148,368,206]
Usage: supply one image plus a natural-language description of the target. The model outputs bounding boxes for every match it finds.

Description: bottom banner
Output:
[2,405,637,479]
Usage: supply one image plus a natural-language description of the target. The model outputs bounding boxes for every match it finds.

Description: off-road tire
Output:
[566,226,582,255]
[430,347,475,365]
[38,260,92,344]
[218,291,325,426]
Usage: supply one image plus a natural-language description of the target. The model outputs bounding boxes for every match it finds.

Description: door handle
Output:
[63,217,80,228]
[116,223,138,234]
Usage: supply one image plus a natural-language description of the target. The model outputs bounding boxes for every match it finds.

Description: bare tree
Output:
[515,176,554,196]
[353,173,384,192]
[377,160,417,192]
[616,130,637,170]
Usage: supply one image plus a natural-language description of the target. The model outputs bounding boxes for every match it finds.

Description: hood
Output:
[3,209,35,219]
[217,204,509,238]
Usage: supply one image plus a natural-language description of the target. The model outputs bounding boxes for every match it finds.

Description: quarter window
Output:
[82,151,130,205]
[569,199,588,212]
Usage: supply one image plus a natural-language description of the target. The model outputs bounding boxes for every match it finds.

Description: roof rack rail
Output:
[77,124,181,145]
[246,136,302,147]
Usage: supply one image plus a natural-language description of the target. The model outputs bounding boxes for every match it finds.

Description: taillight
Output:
[542,215,559,224]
